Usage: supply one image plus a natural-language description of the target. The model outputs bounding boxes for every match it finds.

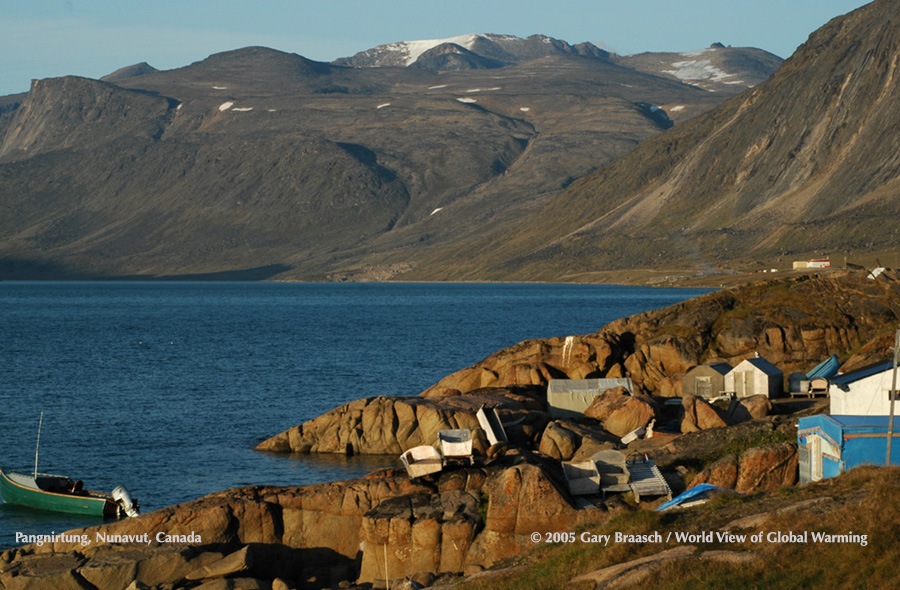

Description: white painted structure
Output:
[725,357,783,398]
[829,360,898,416]
[793,258,831,270]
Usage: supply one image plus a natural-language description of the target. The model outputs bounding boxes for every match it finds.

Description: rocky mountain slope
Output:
[416,0,900,282]
[0,38,739,279]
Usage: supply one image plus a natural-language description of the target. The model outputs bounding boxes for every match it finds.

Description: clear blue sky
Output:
[0,0,872,97]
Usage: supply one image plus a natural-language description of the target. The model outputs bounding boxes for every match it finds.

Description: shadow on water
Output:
[0,257,292,282]
[157,265,293,281]
[255,452,400,485]
[0,257,99,281]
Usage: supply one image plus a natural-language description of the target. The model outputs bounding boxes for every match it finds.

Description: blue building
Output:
[797,414,900,484]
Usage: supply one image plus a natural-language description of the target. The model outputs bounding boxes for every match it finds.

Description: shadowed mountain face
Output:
[405,0,900,282]
[0,39,745,279]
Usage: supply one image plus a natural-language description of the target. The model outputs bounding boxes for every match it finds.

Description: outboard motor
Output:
[112,485,140,518]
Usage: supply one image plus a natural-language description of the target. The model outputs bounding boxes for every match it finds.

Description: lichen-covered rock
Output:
[680,394,730,433]
[728,395,772,422]
[689,442,798,494]
[689,454,740,490]
[255,389,543,455]
[358,491,482,585]
[583,387,658,437]
[735,443,798,493]
[538,421,581,460]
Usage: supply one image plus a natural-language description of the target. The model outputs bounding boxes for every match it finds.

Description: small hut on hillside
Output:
[682,362,732,399]
[725,356,783,398]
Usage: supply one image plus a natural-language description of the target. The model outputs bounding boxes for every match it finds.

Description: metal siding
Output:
[843,436,888,468]
[823,457,843,479]
[798,444,810,485]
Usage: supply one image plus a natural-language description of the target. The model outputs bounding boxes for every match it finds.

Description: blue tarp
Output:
[806,354,840,380]
[655,484,732,512]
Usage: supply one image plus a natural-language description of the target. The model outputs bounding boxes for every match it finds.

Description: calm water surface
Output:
[0,281,709,544]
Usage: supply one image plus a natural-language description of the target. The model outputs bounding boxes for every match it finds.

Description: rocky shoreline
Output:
[2,270,898,590]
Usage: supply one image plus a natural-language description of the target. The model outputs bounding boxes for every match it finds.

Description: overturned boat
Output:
[399,446,444,479]
[0,467,139,518]
[438,428,474,460]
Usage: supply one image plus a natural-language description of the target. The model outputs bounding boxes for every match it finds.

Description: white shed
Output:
[829,360,898,416]
[725,357,783,398]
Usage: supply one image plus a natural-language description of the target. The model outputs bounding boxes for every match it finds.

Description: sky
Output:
[0,0,874,97]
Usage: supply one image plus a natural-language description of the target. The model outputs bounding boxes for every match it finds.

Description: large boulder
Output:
[735,443,798,493]
[688,454,739,490]
[680,394,730,433]
[690,442,798,493]
[583,387,658,437]
[728,395,772,423]
[538,421,581,460]
[358,491,482,585]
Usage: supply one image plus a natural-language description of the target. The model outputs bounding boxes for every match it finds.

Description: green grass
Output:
[696,428,794,468]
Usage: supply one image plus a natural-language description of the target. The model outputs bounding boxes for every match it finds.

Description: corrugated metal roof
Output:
[831,360,894,386]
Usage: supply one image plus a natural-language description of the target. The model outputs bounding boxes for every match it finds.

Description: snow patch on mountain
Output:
[385,34,483,66]
[664,59,735,83]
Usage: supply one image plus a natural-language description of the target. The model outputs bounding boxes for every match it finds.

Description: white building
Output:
[792,258,831,270]
[829,360,899,416]
[725,356,784,398]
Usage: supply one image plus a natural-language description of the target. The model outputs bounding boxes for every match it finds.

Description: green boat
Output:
[0,467,139,518]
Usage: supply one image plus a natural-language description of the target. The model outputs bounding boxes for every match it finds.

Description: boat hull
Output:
[0,468,117,517]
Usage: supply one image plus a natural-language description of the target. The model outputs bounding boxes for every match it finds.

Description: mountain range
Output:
[423,0,900,283]
[337,34,781,94]
[1,8,880,283]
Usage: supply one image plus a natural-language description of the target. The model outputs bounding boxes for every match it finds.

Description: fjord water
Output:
[0,281,708,545]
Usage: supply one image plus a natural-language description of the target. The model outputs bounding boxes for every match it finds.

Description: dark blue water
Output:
[0,281,708,545]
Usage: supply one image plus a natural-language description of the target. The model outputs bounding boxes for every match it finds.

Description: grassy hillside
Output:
[452,466,900,590]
